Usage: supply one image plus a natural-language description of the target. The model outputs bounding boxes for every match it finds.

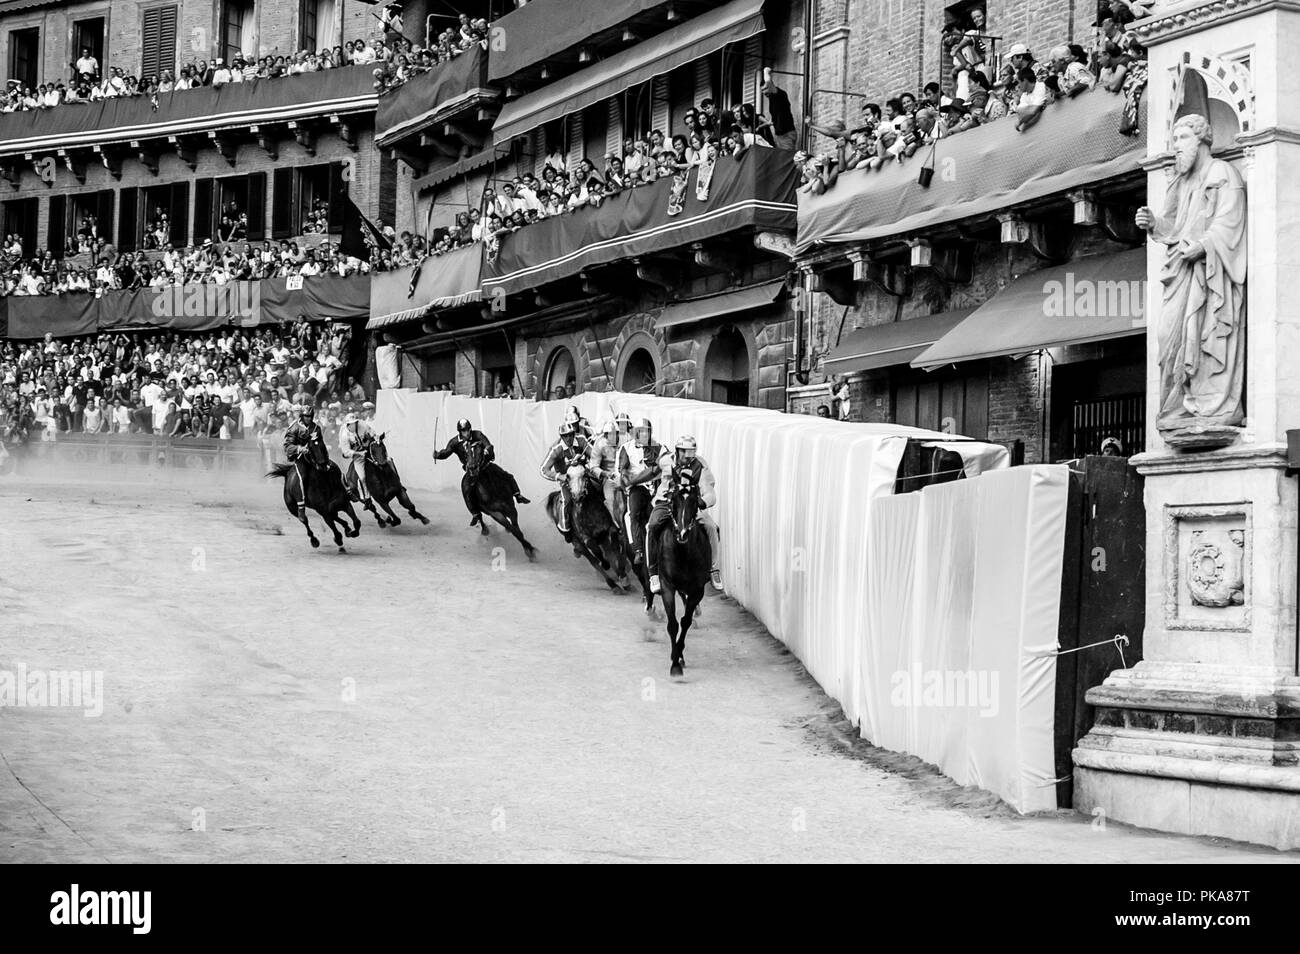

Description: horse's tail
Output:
[266,462,292,480]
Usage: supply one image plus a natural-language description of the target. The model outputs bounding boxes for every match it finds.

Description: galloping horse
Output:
[355,433,430,529]
[622,484,655,613]
[267,437,362,552]
[546,463,629,592]
[654,470,712,676]
[465,440,536,560]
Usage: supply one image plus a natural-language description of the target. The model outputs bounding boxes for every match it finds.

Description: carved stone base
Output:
[1158,421,1243,451]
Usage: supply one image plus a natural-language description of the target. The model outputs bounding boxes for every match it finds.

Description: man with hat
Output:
[1007,42,1049,84]
[338,411,377,505]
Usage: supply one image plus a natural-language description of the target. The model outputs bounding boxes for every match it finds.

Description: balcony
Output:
[0,274,370,340]
[368,243,483,331]
[488,0,730,87]
[482,144,798,299]
[374,45,497,153]
[0,65,375,166]
[796,88,1146,256]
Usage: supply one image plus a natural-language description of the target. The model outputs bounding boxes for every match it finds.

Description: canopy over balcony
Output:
[796,89,1145,252]
[482,145,799,299]
[375,45,494,147]
[0,275,370,339]
[368,243,484,330]
[0,66,376,159]
[488,0,665,82]
[823,308,976,376]
[492,0,764,145]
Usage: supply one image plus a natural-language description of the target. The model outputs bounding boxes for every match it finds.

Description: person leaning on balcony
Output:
[212,59,233,87]
[761,68,798,150]
[1098,41,1131,93]
[1047,44,1094,98]
[1013,67,1050,132]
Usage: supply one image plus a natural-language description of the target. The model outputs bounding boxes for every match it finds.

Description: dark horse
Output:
[654,471,711,677]
[267,438,362,552]
[465,440,536,560]
[620,484,655,614]
[353,433,430,529]
[545,463,630,592]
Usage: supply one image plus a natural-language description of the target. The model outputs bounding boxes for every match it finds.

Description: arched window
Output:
[620,347,658,394]
[703,326,750,406]
[543,346,576,400]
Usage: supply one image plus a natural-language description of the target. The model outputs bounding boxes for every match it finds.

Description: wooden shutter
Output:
[246,171,266,240]
[47,194,66,257]
[327,162,345,232]
[141,6,177,80]
[606,99,622,159]
[192,178,212,242]
[117,187,138,251]
[271,167,294,238]
[96,189,115,242]
[651,75,669,138]
[170,181,189,246]
[566,112,583,168]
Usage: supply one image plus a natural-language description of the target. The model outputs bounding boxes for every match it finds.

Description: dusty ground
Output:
[0,467,1293,864]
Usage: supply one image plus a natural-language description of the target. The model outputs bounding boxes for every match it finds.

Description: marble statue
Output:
[1136,113,1247,446]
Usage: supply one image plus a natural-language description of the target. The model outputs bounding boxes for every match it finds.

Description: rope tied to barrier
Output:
[1036,634,1131,669]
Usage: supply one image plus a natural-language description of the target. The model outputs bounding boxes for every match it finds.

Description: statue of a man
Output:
[1136,113,1247,434]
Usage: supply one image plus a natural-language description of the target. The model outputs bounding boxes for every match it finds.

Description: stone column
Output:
[1072,0,1300,848]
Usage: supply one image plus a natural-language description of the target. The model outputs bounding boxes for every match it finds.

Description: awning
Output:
[656,279,787,330]
[797,88,1145,251]
[493,0,764,144]
[489,0,663,82]
[0,0,65,12]
[823,308,975,375]
[416,147,508,193]
[368,243,484,330]
[912,249,1146,370]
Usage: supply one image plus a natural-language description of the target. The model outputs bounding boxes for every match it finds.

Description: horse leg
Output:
[492,509,537,561]
[286,478,319,548]
[342,500,362,537]
[661,585,683,676]
[363,496,388,527]
[377,494,402,527]
[678,590,703,673]
[396,486,429,524]
[322,510,346,551]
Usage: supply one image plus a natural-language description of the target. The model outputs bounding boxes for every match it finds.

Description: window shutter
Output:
[47,194,66,257]
[694,58,712,106]
[327,161,345,233]
[606,99,622,160]
[141,6,177,80]
[118,187,139,251]
[651,75,669,139]
[96,189,114,242]
[271,167,294,238]
[169,181,188,246]
[743,34,762,104]
[566,111,583,168]
[192,178,212,242]
[246,171,266,241]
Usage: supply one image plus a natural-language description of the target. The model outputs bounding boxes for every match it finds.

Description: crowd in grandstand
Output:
[370,12,490,93]
[0,324,366,452]
[798,2,1150,194]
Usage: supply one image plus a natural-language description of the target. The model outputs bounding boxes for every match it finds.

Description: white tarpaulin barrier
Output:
[862,466,1068,812]
[374,389,1063,812]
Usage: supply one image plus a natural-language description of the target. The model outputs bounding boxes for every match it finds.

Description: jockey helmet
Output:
[614,411,632,431]
[633,418,653,446]
[299,404,315,420]
[456,418,472,436]
[344,412,358,426]
[675,435,698,463]
[599,419,618,439]
[558,421,577,438]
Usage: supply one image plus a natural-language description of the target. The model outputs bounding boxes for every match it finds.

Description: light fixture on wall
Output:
[667,3,680,21]
[504,83,520,99]
[540,64,551,80]
[578,46,593,64]
[622,27,638,42]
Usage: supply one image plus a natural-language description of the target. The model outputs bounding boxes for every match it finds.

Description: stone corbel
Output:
[208,131,237,167]
[907,238,971,285]
[93,144,123,180]
[691,242,739,282]
[330,114,358,152]
[753,231,798,259]
[807,265,856,307]
[288,121,316,156]
[58,148,87,185]
[997,211,1068,262]
[168,135,197,171]
[130,140,160,176]
[251,125,279,160]
[442,121,485,151]
[848,249,912,298]
[419,132,461,158]
[1101,203,1143,245]
[632,258,681,297]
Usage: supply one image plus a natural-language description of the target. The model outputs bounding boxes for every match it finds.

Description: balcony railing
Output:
[0,65,376,159]
[482,144,799,299]
[375,45,493,147]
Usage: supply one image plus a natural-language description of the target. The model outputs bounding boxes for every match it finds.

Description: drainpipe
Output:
[799,0,813,153]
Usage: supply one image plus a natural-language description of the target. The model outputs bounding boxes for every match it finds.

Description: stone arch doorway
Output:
[542,346,577,399]
[703,325,752,406]
[620,347,658,394]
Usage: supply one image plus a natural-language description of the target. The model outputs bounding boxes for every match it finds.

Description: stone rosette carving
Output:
[1163,503,1251,632]
[1186,528,1245,607]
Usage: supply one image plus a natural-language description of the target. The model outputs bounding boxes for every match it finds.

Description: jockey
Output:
[616,416,663,564]
[283,404,328,517]
[434,417,529,526]
[541,420,591,546]
[645,435,722,595]
[613,410,633,446]
[563,404,593,440]
[587,418,623,526]
[338,412,376,505]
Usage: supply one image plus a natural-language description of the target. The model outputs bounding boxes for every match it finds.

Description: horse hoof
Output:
[526,548,538,562]
[670,663,683,677]
[310,538,320,549]
[389,517,401,527]
[419,517,430,525]
[480,526,489,536]
[347,528,360,538]
[338,546,347,554]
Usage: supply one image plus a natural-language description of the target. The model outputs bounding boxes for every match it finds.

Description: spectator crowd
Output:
[798,1,1150,194]
[0,324,369,455]
[370,12,490,94]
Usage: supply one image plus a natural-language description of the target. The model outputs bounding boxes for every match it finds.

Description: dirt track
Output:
[0,469,1292,863]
